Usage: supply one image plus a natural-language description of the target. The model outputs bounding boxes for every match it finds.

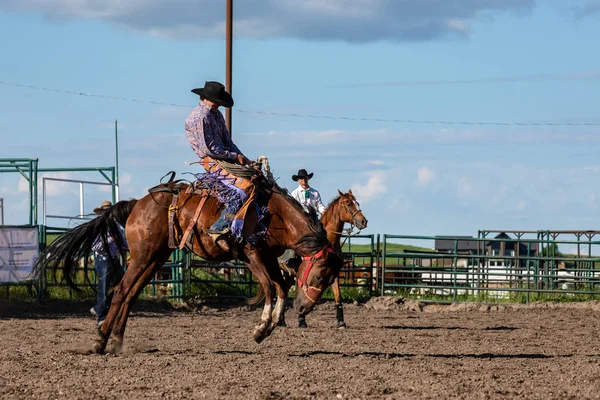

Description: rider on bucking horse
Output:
[185,81,253,252]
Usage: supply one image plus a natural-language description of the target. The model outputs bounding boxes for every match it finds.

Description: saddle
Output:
[148,168,270,251]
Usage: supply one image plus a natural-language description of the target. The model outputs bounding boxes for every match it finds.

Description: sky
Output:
[0,0,599,250]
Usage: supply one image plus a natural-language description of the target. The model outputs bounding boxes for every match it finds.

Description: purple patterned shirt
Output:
[185,101,241,161]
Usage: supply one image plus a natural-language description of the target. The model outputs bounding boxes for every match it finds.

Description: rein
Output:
[297,247,334,304]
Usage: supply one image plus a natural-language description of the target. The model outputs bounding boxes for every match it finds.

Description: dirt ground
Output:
[2,297,600,400]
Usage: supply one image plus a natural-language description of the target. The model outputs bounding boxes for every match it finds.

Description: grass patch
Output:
[187,268,256,299]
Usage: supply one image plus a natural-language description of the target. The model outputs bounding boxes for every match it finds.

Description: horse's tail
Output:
[35,199,138,291]
[248,286,266,305]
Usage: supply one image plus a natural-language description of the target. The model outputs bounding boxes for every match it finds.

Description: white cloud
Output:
[367,160,385,166]
[589,194,597,209]
[576,0,600,18]
[0,0,535,42]
[99,171,132,193]
[16,172,79,196]
[516,200,527,210]
[416,167,435,187]
[351,171,388,203]
[457,177,472,198]
[246,128,388,146]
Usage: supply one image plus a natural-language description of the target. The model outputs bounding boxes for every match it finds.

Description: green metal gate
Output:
[381,232,600,303]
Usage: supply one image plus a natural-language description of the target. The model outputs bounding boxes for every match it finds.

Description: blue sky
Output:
[1,0,599,248]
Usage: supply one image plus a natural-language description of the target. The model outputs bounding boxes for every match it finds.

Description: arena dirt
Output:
[2,297,600,399]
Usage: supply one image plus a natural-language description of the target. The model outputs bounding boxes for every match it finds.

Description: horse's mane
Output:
[320,195,341,228]
[270,181,307,215]
[325,195,341,210]
[266,181,329,257]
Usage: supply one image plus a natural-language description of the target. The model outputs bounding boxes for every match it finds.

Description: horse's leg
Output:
[94,194,172,354]
[276,266,295,327]
[331,276,347,328]
[297,279,308,328]
[245,249,275,343]
[266,264,290,334]
[93,265,144,354]
[108,254,171,353]
[93,257,155,354]
[298,313,308,328]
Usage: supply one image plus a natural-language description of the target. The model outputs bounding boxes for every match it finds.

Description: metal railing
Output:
[381,233,600,303]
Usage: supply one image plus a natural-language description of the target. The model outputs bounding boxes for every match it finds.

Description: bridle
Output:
[326,199,364,239]
[297,247,334,304]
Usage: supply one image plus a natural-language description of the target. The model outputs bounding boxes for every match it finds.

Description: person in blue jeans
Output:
[90,200,128,326]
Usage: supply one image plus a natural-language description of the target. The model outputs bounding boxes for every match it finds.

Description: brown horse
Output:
[37,172,343,353]
[318,189,368,328]
[277,189,368,328]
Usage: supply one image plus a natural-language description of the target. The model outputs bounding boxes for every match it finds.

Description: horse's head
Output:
[294,245,344,315]
[337,189,368,230]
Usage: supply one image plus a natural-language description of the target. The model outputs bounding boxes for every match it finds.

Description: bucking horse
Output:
[35,161,343,353]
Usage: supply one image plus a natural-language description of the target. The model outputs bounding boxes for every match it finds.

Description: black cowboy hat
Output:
[292,169,314,181]
[191,81,234,108]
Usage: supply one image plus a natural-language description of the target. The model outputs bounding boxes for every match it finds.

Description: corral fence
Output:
[1,226,379,302]
[136,233,379,301]
[4,226,600,304]
[381,230,600,304]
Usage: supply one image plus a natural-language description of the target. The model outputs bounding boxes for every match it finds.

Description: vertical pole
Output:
[33,158,38,225]
[79,182,84,218]
[376,233,381,294]
[42,179,47,226]
[115,120,120,201]
[525,242,531,304]
[0,198,4,225]
[225,0,233,134]
[381,234,386,296]
[111,167,116,205]
[28,160,33,225]
[452,239,458,302]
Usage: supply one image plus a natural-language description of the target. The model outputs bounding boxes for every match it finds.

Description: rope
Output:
[214,156,278,186]
[214,159,258,178]
[256,155,276,185]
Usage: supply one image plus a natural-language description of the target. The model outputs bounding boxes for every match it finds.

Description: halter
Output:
[326,200,364,239]
[343,200,362,221]
[297,247,334,304]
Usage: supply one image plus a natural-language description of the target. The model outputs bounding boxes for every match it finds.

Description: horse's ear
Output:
[337,189,343,197]
[348,189,353,195]
[320,245,329,259]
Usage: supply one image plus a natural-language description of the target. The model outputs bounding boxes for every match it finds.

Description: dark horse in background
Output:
[36,168,343,353]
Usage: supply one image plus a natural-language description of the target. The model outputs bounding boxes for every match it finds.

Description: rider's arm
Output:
[314,190,327,214]
[187,117,237,161]
[218,112,243,158]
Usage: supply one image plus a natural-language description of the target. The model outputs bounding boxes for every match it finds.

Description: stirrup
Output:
[207,227,231,235]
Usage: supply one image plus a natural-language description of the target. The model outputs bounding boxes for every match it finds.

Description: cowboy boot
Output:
[209,228,231,252]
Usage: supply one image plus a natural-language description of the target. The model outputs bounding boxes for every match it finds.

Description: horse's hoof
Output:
[253,329,266,344]
[266,322,278,336]
[298,322,308,329]
[109,340,123,354]
[93,342,105,355]
[337,321,347,329]
[277,319,287,327]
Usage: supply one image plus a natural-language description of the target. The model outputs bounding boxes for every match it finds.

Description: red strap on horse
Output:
[297,247,334,289]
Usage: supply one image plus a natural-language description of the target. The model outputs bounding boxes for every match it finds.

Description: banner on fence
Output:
[0,226,39,282]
